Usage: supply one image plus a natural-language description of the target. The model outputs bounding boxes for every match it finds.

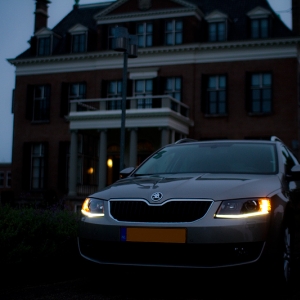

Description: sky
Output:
[0,0,292,163]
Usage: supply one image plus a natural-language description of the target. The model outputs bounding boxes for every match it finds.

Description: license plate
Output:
[120,227,186,243]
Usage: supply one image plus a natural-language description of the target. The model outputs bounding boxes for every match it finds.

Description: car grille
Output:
[109,200,212,222]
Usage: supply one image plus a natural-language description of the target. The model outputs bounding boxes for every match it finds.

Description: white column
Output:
[98,130,107,190]
[161,127,170,147]
[68,130,78,197]
[129,128,138,167]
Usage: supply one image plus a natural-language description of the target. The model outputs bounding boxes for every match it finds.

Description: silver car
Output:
[78,137,300,284]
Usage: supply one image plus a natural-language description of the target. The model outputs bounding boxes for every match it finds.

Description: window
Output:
[31,85,51,122]
[0,172,4,188]
[137,22,153,47]
[165,20,183,45]
[108,26,118,50]
[135,79,153,108]
[69,83,86,111]
[165,77,182,101]
[72,33,86,53]
[31,144,45,190]
[249,73,272,113]
[107,80,122,110]
[37,36,51,56]
[251,18,269,38]
[204,75,227,115]
[208,22,226,42]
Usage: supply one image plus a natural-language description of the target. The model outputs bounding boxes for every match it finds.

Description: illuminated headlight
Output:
[215,198,271,218]
[81,198,104,217]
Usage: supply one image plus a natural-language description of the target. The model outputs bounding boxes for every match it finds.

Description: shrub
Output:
[0,205,79,265]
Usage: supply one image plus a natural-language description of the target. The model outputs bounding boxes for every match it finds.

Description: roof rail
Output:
[270,136,283,142]
[174,138,198,144]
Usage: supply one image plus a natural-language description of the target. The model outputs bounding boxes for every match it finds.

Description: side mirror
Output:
[120,167,135,179]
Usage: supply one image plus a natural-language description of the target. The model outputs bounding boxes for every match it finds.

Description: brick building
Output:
[8,0,300,207]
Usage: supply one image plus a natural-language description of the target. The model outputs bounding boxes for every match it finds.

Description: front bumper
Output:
[78,237,265,268]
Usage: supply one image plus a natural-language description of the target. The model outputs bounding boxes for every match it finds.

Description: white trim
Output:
[247,6,272,19]
[35,27,53,36]
[205,10,228,22]
[96,8,202,24]
[68,24,88,33]
[9,39,300,76]
[129,68,158,79]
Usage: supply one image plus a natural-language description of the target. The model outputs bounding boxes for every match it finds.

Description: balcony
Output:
[67,95,193,133]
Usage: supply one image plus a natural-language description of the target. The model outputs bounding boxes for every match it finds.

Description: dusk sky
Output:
[0,0,292,162]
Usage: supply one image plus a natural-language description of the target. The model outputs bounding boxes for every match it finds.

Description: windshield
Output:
[135,142,278,175]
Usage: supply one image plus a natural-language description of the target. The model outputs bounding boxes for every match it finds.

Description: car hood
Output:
[91,173,281,203]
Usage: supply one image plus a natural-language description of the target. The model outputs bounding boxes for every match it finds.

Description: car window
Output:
[135,142,278,175]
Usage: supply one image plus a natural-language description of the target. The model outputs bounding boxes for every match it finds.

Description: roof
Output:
[15,0,293,59]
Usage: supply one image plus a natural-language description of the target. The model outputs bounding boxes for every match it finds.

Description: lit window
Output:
[37,36,51,56]
[137,22,153,47]
[33,85,51,121]
[165,77,181,101]
[250,73,272,113]
[135,79,153,108]
[165,20,183,45]
[72,33,86,53]
[31,144,45,190]
[69,83,87,111]
[251,18,269,38]
[107,80,122,110]
[204,75,227,115]
[208,22,226,42]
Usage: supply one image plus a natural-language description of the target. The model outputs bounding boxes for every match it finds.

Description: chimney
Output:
[34,0,51,33]
[292,0,300,35]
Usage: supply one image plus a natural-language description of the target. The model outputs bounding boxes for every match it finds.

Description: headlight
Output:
[215,198,271,218]
[81,198,105,217]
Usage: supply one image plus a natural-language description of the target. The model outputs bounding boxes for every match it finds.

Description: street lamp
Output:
[113,27,138,172]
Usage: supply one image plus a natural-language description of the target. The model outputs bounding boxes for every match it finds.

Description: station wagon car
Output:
[78,137,300,284]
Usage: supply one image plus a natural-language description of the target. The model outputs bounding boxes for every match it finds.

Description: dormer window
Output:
[35,28,53,56]
[68,24,88,53]
[205,11,228,42]
[38,36,51,56]
[247,7,271,39]
[251,18,269,39]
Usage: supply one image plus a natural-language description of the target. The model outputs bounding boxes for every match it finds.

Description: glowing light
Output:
[87,167,94,174]
[107,158,113,168]
[215,198,271,219]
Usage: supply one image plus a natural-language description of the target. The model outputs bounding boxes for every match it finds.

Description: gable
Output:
[247,6,271,19]
[94,0,202,23]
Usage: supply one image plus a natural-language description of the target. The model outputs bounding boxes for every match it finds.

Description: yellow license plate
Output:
[121,227,186,243]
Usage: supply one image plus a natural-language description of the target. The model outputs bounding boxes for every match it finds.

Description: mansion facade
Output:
[9,0,300,207]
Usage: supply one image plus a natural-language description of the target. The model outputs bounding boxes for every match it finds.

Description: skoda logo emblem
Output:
[151,192,163,202]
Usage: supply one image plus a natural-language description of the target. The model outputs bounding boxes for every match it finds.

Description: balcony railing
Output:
[69,95,189,118]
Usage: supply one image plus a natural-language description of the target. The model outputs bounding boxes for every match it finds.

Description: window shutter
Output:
[66,33,72,53]
[26,85,34,120]
[87,30,97,52]
[22,143,31,190]
[58,141,70,192]
[201,75,208,114]
[43,142,49,190]
[101,80,108,98]
[30,36,37,56]
[44,84,51,121]
[60,82,69,117]
[153,19,164,46]
[245,73,251,112]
